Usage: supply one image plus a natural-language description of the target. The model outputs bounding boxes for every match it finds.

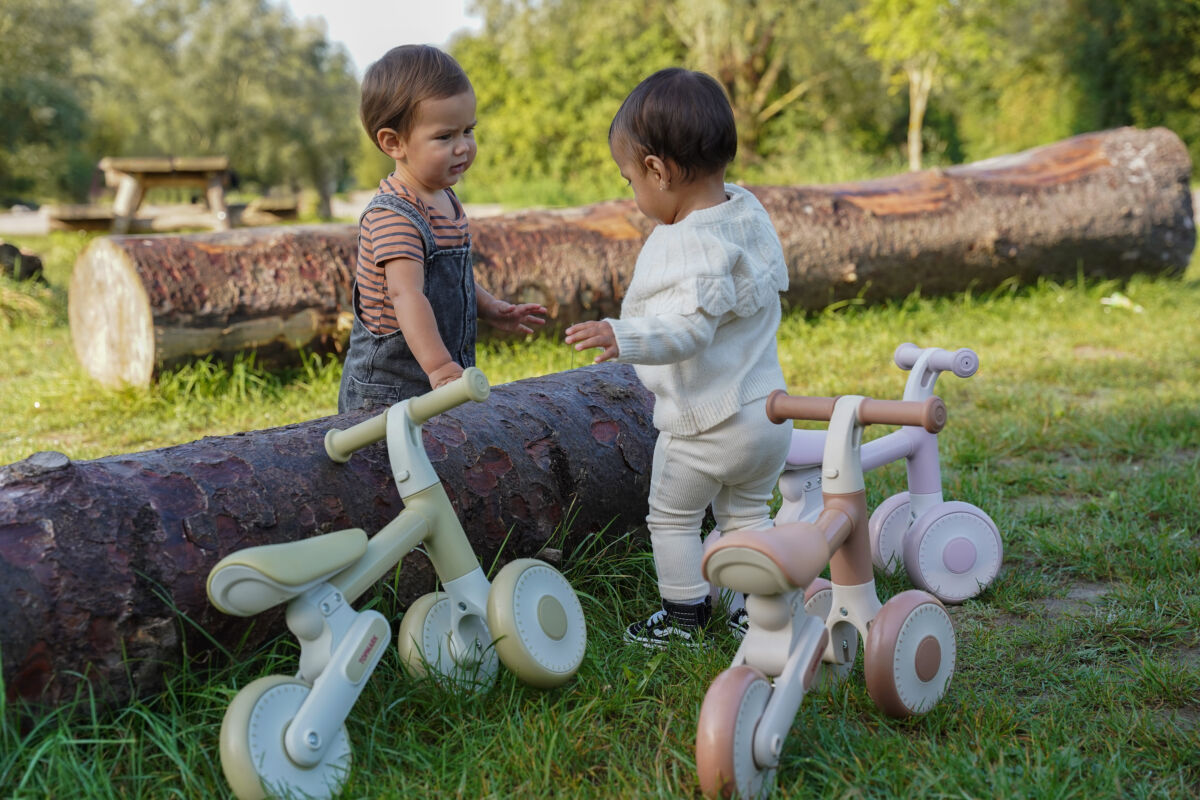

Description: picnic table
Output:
[99,155,231,234]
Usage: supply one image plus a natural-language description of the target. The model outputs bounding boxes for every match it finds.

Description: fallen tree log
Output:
[0,363,655,714]
[68,126,1195,387]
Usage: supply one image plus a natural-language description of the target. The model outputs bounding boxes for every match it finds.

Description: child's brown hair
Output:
[360,45,473,151]
[609,68,737,181]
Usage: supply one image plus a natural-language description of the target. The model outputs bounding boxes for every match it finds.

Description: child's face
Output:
[395,90,477,193]
[610,136,672,225]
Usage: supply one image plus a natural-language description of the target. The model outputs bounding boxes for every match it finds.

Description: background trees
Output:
[2,0,1197,213]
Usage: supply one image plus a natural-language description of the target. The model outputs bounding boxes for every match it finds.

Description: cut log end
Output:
[68,238,155,388]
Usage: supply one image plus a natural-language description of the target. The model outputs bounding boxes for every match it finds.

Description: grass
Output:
[1,236,1198,798]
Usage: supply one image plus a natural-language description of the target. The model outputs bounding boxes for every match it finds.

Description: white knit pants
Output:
[646,396,792,603]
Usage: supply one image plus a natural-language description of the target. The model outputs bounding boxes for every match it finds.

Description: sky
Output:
[282,0,483,75]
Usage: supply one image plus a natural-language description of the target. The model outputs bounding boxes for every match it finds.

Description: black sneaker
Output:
[728,607,749,640]
[624,597,713,649]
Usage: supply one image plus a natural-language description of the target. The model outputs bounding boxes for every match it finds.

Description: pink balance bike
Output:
[696,391,957,799]
[771,342,1001,604]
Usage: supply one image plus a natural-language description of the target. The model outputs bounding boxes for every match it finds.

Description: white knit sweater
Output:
[608,184,789,436]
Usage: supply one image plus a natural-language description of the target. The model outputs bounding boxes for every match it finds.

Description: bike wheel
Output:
[868,491,912,573]
[903,501,1002,603]
[397,592,498,689]
[487,559,587,688]
[864,590,955,717]
[696,665,775,800]
[219,675,351,800]
[802,578,856,686]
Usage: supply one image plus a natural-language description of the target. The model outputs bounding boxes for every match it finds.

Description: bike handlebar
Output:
[324,367,491,463]
[893,342,978,379]
[766,391,947,433]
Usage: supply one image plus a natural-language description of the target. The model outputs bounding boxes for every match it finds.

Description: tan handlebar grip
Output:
[856,396,947,433]
[766,391,837,424]
[325,413,388,463]
[406,366,491,426]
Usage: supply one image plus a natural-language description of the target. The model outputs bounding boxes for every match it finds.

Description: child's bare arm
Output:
[564,320,619,363]
[385,256,462,387]
[477,286,548,334]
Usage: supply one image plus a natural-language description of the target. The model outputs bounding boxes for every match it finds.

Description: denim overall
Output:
[338,193,477,412]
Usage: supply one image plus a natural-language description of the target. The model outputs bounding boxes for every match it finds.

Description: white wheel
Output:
[219,675,351,800]
[902,501,1002,603]
[802,578,856,686]
[487,559,587,688]
[696,665,775,800]
[864,590,955,717]
[397,592,498,690]
[868,491,912,573]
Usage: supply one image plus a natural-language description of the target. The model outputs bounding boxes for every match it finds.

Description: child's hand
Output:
[429,361,464,389]
[564,321,619,363]
[485,301,548,335]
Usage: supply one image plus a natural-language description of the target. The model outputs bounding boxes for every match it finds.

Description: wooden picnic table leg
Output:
[206,172,231,230]
[111,174,144,235]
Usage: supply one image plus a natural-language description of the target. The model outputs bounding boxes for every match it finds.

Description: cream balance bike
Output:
[697,391,957,799]
[206,368,587,800]
[771,342,1001,604]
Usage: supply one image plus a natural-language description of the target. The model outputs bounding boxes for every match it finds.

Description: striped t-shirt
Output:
[355,175,470,334]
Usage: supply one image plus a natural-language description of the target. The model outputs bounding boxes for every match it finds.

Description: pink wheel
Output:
[868,491,912,573]
[696,665,775,800]
[802,578,855,685]
[902,501,1002,603]
[865,590,955,717]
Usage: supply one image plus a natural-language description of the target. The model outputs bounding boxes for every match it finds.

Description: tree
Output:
[664,0,829,163]
[850,0,999,171]
[82,0,360,216]
[1066,0,1200,167]
[454,0,679,206]
[0,0,94,201]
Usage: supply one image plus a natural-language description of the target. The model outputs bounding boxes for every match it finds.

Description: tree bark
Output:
[0,363,655,714]
[67,126,1195,387]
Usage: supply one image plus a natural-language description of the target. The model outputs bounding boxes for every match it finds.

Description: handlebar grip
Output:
[766,390,947,433]
[406,366,490,426]
[325,412,388,464]
[324,368,491,463]
[893,342,979,378]
[858,396,946,433]
[766,392,836,424]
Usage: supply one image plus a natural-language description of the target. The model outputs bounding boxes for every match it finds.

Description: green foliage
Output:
[0,0,94,202]
[1071,0,1200,166]
[4,0,1199,210]
[451,0,679,206]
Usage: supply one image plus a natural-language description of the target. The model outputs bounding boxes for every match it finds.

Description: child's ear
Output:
[376,128,405,160]
[643,154,672,190]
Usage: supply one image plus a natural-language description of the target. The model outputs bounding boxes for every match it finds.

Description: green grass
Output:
[1,239,1198,797]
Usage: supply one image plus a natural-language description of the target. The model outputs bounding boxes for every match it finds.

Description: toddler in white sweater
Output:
[566,68,792,648]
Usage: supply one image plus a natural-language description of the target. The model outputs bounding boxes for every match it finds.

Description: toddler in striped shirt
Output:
[339,45,546,412]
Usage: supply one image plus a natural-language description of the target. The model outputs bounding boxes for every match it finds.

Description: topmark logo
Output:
[358,635,380,664]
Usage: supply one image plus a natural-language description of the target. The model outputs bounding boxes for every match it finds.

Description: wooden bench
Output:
[98,156,232,234]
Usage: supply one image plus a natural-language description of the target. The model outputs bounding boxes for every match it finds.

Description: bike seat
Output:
[207,528,368,617]
[702,521,831,596]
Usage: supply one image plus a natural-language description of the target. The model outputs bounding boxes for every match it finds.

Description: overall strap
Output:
[358,192,440,258]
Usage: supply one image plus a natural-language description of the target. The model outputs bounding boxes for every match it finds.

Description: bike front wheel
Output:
[487,558,587,688]
[695,665,776,800]
[219,675,351,800]
[864,590,956,717]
